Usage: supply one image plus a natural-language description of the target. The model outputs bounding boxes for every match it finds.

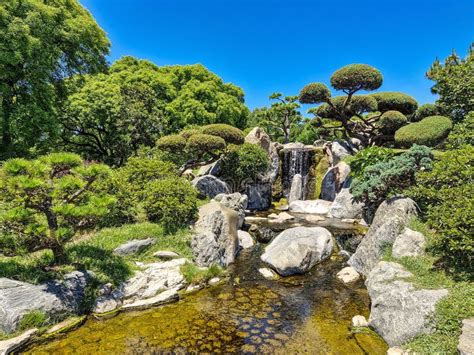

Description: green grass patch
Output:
[18,310,49,331]
[180,262,223,284]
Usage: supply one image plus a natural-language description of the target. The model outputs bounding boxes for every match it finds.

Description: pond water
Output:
[25,242,387,354]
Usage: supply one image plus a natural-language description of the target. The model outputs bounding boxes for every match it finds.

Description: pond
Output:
[25,242,387,354]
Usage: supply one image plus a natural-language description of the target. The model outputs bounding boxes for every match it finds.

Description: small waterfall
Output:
[280,145,316,200]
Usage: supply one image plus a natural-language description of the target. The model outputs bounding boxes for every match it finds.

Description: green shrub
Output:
[201,124,245,145]
[378,110,408,134]
[413,103,439,122]
[395,115,453,147]
[347,146,396,179]
[220,143,270,187]
[445,111,474,149]
[299,83,331,104]
[406,145,473,272]
[156,135,187,152]
[330,64,383,92]
[186,133,226,156]
[143,177,198,232]
[370,92,418,115]
[179,126,203,139]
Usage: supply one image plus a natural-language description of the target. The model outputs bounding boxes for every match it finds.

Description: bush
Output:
[445,111,474,149]
[330,64,383,92]
[413,103,439,122]
[220,143,270,187]
[201,124,245,145]
[406,145,473,271]
[378,110,408,134]
[143,177,198,232]
[186,133,226,156]
[347,146,396,179]
[179,126,203,139]
[370,92,418,115]
[395,115,453,147]
[299,83,331,104]
[156,134,187,152]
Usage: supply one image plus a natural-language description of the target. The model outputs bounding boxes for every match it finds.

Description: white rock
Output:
[268,213,279,219]
[289,199,332,214]
[258,268,278,280]
[458,317,474,355]
[0,329,37,355]
[352,315,369,327]
[185,284,202,293]
[386,347,408,355]
[392,228,426,258]
[208,277,220,285]
[237,230,255,249]
[337,266,360,283]
[278,212,294,221]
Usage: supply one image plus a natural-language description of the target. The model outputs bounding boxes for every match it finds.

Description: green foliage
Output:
[370,92,418,115]
[351,145,433,209]
[330,64,383,92]
[395,115,453,147]
[18,310,48,331]
[427,45,474,122]
[220,143,270,187]
[0,0,110,157]
[378,110,408,134]
[0,153,114,262]
[156,134,187,152]
[445,111,474,149]
[201,124,244,145]
[347,146,396,179]
[143,177,198,232]
[186,134,226,156]
[180,126,203,139]
[316,95,378,119]
[413,103,440,122]
[406,145,473,272]
[180,262,223,284]
[298,83,331,104]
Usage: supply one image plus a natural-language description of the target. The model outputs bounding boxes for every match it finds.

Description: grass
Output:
[383,218,474,354]
[180,262,223,284]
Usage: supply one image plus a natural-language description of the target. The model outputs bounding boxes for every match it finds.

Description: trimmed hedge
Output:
[330,64,383,92]
[299,83,331,104]
[201,124,244,145]
[378,110,408,134]
[186,133,226,155]
[413,103,439,122]
[220,143,270,184]
[395,115,453,147]
[156,134,187,152]
[371,92,418,115]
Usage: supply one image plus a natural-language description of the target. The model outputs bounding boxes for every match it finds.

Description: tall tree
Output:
[0,0,110,157]
[427,44,474,122]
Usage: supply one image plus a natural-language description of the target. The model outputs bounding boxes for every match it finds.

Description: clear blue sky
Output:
[81,0,473,111]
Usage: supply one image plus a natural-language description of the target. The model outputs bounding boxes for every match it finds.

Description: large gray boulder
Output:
[366,261,448,346]
[245,127,271,153]
[245,182,272,211]
[213,192,248,229]
[288,174,303,204]
[328,188,364,219]
[320,161,351,201]
[327,140,355,165]
[392,228,426,258]
[113,238,155,256]
[0,271,91,334]
[192,175,229,199]
[261,227,333,276]
[191,201,239,267]
[289,199,332,215]
[349,197,417,275]
[458,318,474,355]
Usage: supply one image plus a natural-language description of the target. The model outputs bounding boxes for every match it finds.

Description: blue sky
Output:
[81,0,473,111]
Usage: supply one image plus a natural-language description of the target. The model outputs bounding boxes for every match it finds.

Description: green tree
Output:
[299,64,419,146]
[0,0,110,157]
[427,44,474,122]
[249,93,303,143]
[0,153,114,263]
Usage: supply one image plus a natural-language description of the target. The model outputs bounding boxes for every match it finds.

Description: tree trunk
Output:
[44,206,67,264]
[51,242,68,264]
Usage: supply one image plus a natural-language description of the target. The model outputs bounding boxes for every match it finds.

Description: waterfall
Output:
[280,145,316,200]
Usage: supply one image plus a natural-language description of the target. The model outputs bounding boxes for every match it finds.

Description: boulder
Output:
[349,197,417,275]
[237,230,255,249]
[248,225,276,243]
[121,289,179,311]
[328,188,364,220]
[245,182,272,211]
[0,271,91,334]
[392,228,426,258]
[153,251,180,260]
[214,193,248,229]
[113,238,155,256]
[191,202,239,267]
[289,199,332,215]
[288,174,303,204]
[458,318,474,355]
[197,160,221,177]
[245,127,271,153]
[261,227,333,276]
[192,175,229,199]
[336,266,360,283]
[366,261,448,346]
[327,140,354,165]
[320,162,351,201]
[0,328,37,355]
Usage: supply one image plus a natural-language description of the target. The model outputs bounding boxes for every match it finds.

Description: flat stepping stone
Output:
[153,251,180,260]
[113,238,155,256]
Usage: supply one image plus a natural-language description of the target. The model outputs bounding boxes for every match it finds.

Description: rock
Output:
[113,238,155,256]
[313,139,327,147]
[289,199,332,214]
[0,328,37,355]
[277,212,294,221]
[214,192,248,229]
[153,251,180,260]
[93,285,123,314]
[267,143,281,183]
[0,271,91,334]
[182,169,195,180]
[197,160,221,177]
[366,261,448,346]
[281,142,305,151]
[245,127,271,153]
[320,162,351,201]
[352,315,369,327]
[191,202,239,267]
[45,316,85,335]
[329,188,364,219]
[458,318,474,355]
[185,284,202,293]
[277,204,289,211]
[386,347,408,355]
[327,140,354,165]
[268,213,279,219]
[392,228,426,258]
[121,289,179,311]
[245,182,272,211]
[349,197,417,276]
[248,225,276,243]
[237,230,255,249]
[208,277,220,285]
[192,175,229,199]
[258,268,278,280]
[261,227,333,276]
[337,266,360,283]
[288,174,303,204]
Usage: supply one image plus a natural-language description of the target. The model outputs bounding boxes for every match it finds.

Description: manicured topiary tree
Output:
[413,103,440,122]
[394,115,453,147]
[201,124,245,145]
[299,64,418,146]
[0,153,114,263]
